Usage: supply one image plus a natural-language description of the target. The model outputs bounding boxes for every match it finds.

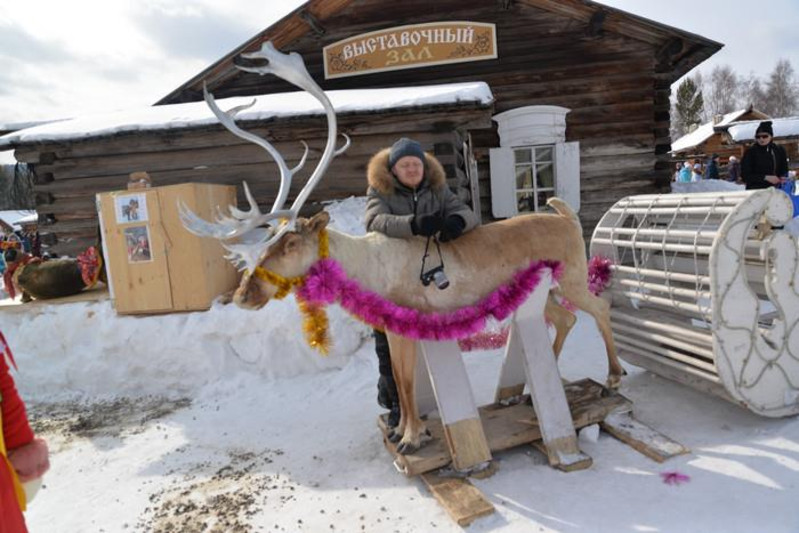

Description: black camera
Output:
[421,265,449,290]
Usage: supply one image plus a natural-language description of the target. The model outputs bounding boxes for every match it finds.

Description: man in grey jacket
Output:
[364,137,479,428]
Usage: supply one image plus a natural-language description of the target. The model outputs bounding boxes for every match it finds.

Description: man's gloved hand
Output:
[8,438,50,482]
[411,214,444,236]
[438,215,466,242]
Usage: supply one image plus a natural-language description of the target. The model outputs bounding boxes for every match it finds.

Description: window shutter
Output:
[554,141,580,212]
[490,147,517,218]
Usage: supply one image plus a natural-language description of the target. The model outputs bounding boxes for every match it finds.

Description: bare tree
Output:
[764,58,799,117]
[737,73,769,111]
[705,65,739,118]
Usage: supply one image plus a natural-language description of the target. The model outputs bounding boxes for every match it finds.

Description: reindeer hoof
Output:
[388,430,402,443]
[397,441,419,455]
[605,374,623,391]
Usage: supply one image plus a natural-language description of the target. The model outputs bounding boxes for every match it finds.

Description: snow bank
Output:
[1,196,373,401]
[671,179,745,193]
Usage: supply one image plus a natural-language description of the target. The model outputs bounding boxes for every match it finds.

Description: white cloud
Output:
[0,0,797,123]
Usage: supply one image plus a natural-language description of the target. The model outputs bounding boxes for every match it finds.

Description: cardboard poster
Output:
[115,193,149,224]
[124,225,152,263]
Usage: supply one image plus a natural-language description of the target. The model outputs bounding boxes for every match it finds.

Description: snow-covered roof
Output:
[671,109,760,153]
[0,82,494,148]
[727,116,799,143]
[0,210,37,230]
[0,150,17,165]
[0,119,63,134]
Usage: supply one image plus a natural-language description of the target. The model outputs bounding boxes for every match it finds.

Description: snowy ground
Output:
[1,197,798,532]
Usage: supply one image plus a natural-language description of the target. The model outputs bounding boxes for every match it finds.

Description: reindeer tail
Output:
[546,197,582,231]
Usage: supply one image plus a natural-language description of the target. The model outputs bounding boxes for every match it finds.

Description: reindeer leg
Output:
[386,333,427,454]
[545,294,576,358]
[569,290,625,389]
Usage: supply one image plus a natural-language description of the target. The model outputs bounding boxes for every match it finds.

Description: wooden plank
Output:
[421,473,494,527]
[419,340,492,471]
[513,285,591,470]
[0,284,109,311]
[381,378,630,476]
[98,189,174,314]
[600,411,689,463]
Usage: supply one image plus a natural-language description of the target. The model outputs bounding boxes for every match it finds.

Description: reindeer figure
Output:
[181,42,622,454]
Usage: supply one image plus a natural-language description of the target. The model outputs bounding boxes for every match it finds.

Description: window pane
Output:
[515,167,533,190]
[517,191,535,213]
[538,190,554,208]
[535,146,553,162]
[537,162,554,188]
[514,149,531,164]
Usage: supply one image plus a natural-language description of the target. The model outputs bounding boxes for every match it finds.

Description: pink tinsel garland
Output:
[587,255,613,296]
[296,259,562,341]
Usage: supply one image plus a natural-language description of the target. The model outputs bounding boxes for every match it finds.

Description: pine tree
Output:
[673,77,705,138]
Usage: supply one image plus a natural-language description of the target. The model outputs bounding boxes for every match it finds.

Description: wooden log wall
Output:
[198,0,672,239]
[15,107,491,256]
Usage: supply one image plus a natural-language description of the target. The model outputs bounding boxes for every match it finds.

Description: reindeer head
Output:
[233,211,330,309]
[179,42,349,307]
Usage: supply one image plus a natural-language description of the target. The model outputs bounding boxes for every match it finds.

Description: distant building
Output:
[726,116,799,171]
[670,107,770,163]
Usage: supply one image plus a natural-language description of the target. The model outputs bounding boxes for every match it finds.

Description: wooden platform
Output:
[379,378,631,477]
[0,284,109,313]
[381,379,689,526]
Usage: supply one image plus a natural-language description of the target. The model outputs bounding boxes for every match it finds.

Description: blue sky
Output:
[1,0,797,124]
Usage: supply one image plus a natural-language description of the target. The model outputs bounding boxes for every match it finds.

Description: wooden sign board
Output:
[323,21,497,79]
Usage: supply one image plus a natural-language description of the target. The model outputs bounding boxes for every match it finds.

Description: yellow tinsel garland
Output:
[250,229,331,354]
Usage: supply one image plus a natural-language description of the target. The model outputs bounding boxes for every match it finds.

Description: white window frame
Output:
[489,105,580,218]
[513,144,556,213]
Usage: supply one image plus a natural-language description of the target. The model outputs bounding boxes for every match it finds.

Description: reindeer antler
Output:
[180,41,351,271]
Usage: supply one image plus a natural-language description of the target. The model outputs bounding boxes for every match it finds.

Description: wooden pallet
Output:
[380,379,688,527]
[378,378,631,477]
[0,284,109,312]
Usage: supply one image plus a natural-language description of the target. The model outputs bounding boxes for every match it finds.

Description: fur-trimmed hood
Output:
[367,148,447,194]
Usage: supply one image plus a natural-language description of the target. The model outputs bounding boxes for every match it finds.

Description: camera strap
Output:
[419,234,445,284]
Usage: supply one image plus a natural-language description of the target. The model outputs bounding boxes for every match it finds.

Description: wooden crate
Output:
[97,183,239,314]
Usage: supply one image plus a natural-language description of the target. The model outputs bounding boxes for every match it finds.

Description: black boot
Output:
[375,330,401,428]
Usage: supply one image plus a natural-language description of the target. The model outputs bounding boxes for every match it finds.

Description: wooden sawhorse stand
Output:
[379,270,687,526]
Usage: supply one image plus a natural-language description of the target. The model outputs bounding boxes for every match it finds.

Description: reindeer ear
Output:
[307,211,330,233]
[282,233,302,254]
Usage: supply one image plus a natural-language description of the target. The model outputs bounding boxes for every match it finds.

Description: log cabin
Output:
[0,0,721,256]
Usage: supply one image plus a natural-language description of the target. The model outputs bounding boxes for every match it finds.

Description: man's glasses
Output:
[756,134,771,139]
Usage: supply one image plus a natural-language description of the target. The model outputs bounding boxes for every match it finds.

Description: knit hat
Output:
[755,121,773,137]
[388,138,425,169]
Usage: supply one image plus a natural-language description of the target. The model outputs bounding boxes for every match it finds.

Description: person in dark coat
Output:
[704,154,720,180]
[741,121,789,190]
[364,137,479,427]
[727,155,741,182]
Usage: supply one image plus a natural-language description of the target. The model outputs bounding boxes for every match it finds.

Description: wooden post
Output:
[419,340,492,472]
[494,324,526,403]
[512,273,592,471]
[414,348,437,417]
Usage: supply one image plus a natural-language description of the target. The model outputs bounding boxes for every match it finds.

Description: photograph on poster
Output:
[124,226,153,263]
[115,193,149,223]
